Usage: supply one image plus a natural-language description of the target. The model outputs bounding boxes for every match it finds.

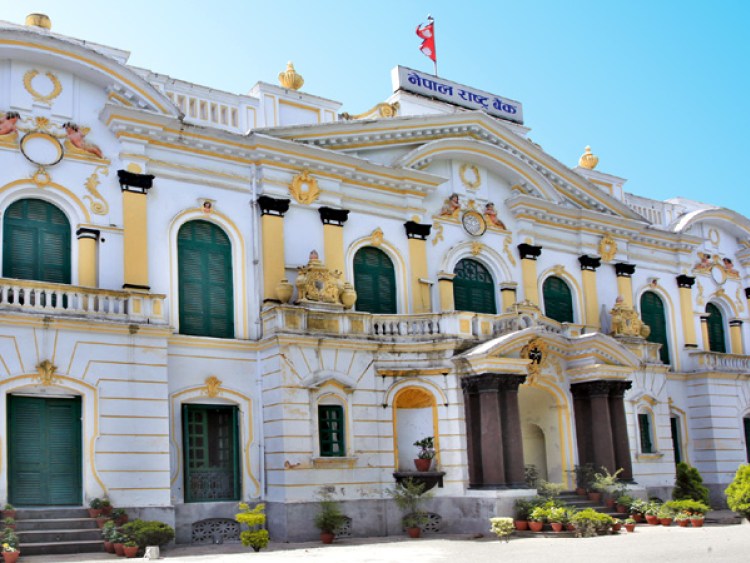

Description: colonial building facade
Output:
[1,14,749,543]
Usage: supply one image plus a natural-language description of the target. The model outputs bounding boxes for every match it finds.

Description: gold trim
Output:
[23,69,63,105]
[599,234,617,262]
[459,163,481,190]
[289,170,320,205]
[35,359,58,386]
[83,166,109,215]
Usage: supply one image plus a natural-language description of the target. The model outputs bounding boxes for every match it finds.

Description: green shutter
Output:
[542,276,574,323]
[744,417,750,463]
[670,416,682,464]
[319,405,345,457]
[353,247,396,314]
[641,291,670,364]
[453,258,496,314]
[638,413,653,454]
[183,404,240,502]
[178,221,234,338]
[706,303,726,353]
[8,396,81,505]
[3,199,71,283]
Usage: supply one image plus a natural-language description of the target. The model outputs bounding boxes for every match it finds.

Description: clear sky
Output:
[3,1,748,219]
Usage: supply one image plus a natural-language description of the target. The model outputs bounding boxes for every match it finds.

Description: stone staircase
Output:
[15,507,104,556]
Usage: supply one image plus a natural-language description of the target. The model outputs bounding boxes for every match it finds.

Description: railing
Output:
[687,351,750,373]
[0,278,167,325]
[372,315,442,336]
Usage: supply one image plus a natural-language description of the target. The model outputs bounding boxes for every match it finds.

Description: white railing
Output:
[0,278,167,325]
[372,315,442,336]
[687,351,750,373]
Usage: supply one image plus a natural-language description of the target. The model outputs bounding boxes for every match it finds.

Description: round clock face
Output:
[20,132,63,166]
[461,211,486,236]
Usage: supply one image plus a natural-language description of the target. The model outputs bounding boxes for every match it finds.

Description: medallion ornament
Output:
[599,234,617,262]
[203,376,223,398]
[289,170,320,205]
[520,337,548,384]
[36,359,59,386]
[459,163,481,190]
[23,69,63,105]
[462,210,486,236]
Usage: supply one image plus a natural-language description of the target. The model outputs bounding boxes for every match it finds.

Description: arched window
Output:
[705,303,726,353]
[353,247,396,314]
[641,291,670,364]
[177,220,234,338]
[453,258,496,314]
[670,414,683,464]
[542,276,574,323]
[638,410,655,454]
[3,199,71,284]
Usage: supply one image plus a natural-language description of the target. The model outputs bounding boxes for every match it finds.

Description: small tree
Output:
[388,478,433,530]
[235,502,269,552]
[673,462,710,505]
[725,464,750,520]
[313,490,347,536]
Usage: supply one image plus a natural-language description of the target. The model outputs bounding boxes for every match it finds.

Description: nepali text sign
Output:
[392,66,523,124]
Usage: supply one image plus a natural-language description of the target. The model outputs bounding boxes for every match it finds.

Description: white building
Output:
[1,13,748,545]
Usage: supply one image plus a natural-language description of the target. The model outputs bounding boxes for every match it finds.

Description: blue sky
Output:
[4,1,749,219]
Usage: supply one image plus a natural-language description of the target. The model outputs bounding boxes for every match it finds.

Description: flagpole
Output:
[431,16,437,76]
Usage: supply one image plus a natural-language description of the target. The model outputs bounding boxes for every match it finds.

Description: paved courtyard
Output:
[23,521,750,563]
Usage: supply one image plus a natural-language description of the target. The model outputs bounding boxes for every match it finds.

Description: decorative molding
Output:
[370,227,384,246]
[203,375,223,398]
[404,221,432,240]
[431,223,444,246]
[503,236,516,266]
[676,274,695,289]
[23,69,63,105]
[117,169,154,193]
[289,170,319,205]
[257,195,291,216]
[83,166,110,215]
[35,360,59,386]
[518,243,542,261]
[599,234,617,262]
[520,337,548,384]
[459,163,481,190]
[579,255,602,271]
[318,207,350,226]
[471,241,483,256]
[614,262,636,278]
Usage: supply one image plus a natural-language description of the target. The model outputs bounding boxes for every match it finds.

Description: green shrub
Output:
[573,463,596,491]
[513,499,534,520]
[120,519,175,548]
[489,517,514,542]
[313,490,347,533]
[663,499,710,515]
[672,462,710,505]
[235,503,269,552]
[570,508,613,537]
[537,480,565,499]
[725,464,750,519]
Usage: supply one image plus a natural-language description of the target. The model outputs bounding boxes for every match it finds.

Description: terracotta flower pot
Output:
[114,542,125,556]
[123,546,139,558]
[632,513,643,523]
[690,518,704,528]
[514,520,529,531]
[406,527,421,538]
[414,458,432,472]
[645,515,659,525]
[611,522,622,532]
[88,508,102,518]
[575,487,586,496]
[660,518,673,527]
[529,521,544,532]
[605,498,616,509]
[550,522,563,532]
[677,519,689,527]
[96,516,109,528]
[320,532,335,544]
[101,505,113,516]
[2,511,16,520]
[565,523,576,532]
[616,504,628,514]
[104,541,115,553]
[115,515,129,526]
[624,523,636,533]
[2,551,20,563]
[587,491,602,503]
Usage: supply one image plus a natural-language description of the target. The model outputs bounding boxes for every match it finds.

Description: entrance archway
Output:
[522,423,548,482]
[519,385,566,484]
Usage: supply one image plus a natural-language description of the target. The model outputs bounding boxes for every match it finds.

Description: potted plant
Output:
[616,494,634,514]
[100,497,113,516]
[675,512,690,527]
[528,506,546,532]
[102,520,117,553]
[0,506,14,520]
[513,499,533,531]
[235,502,269,552]
[592,467,622,506]
[1,519,14,531]
[123,540,139,558]
[689,513,705,528]
[313,491,347,544]
[611,517,622,533]
[112,508,129,526]
[623,518,636,533]
[413,437,435,472]
[657,506,674,526]
[564,507,577,532]
[644,501,661,525]
[112,532,127,556]
[489,517,514,543]
[547,507,566,532]
[88,497,103,518]
[571,508,612,538]
[573,463,596,496]
[1,541,19,563]
[388,478,433,538]
[630,498,647,522]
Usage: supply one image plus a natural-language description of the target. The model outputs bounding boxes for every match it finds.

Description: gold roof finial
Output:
[25,13,52,30]
[278,61,304,91]
[578,146,599,170]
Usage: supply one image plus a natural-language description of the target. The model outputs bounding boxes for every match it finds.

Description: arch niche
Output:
[392,386,437,471]
[519,385,566,484]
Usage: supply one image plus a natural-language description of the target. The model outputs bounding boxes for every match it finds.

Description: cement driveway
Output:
[24,522,750,563]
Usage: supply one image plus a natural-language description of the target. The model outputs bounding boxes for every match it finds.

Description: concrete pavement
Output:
[23,521,750,563]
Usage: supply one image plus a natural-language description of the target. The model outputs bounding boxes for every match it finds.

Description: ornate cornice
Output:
[461,373,526,393]
[318,206,350,226]
[614,263,636,278]
[258,195,290,216]
[518,243,542,260]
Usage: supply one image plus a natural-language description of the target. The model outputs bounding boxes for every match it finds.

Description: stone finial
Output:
[26,13,51,30]
[278,61,304,90]
[578,146,599,170]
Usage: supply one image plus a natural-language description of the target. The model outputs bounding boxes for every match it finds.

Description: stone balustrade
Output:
[687,351,750,374]
[0,278,167,325]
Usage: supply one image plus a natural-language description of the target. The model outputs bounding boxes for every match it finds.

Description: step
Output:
[15,507,89,519]
[17,527,103,544]
[16,517,98,531]
[18,539,104,556]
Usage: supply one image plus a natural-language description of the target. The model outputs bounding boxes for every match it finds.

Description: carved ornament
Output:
[459,163,481,190]
[371,228,384,247]
[23,70,63,106]
[599,234,617,262]
[36,359,59,386]
[609,299,650,338]
[520,337,548,384]
[203,375,223,398]
[431,223,444,246]
[296,252,356,308]
[289,170,319,205]
[470,241,483,256]
[84,166,110,215]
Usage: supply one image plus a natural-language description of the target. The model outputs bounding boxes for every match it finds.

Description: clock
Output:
[461,210,486,236]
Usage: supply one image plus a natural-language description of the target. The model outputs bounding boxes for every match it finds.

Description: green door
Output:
[453,258,496,314]
[183,404,240,502]
[8,396,82,505]
[353,247,397,314]
[641,291,670,364]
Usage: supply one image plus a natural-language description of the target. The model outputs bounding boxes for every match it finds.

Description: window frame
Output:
[352,246,398,314]
[638,410,655,454]
[705,302,727,353]
[542,275,574,324]
[318,404,346,458]
[640,290,671,365]
[452,257,497,315]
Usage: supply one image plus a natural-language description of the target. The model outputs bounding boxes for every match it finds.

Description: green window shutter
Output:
[744,417,750,463]
[453,258,496,314]
[641,291,670,364]
[638,413,653,454]
[353,247,396,314]
[705,303,726,353]
[670,416,682,464]
[178,221,234,338]
[319,405,345,457]
[183,404,240,502]
[3,199,71,283]
[542,276,574,323]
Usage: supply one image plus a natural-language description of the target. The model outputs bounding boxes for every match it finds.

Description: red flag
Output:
[416,19,436,63]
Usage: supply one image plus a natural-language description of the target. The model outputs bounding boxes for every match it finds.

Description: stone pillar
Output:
[499,376,528,487]
[461,381,483,487]
[404,222,432,313]
[571,386,593,466]
[518,243,542,306]
[589,385,617,473]
[700,313,711,350]
[579,255,602,330]
[258,195,291,302]
[730,319,744,354]
[500,282,518,312]
[477,378,506,485]
[118,170,154,291]
[318,207,349,275]
[614,263,636,308]
[608,381,634,481]
[676,275,698,348]
[76,227,99,287]
[437,271,456,312]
